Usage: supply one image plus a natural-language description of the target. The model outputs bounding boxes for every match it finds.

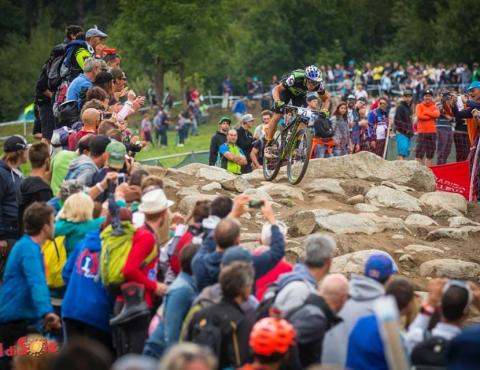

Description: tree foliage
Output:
[1,0,480,120]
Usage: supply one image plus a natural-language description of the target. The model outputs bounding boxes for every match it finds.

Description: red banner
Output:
[430,161,471,200]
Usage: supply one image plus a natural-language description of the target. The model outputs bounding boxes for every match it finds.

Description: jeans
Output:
[333,147,348,157]
[436,127,453,165]
[155,126,168,146]
[314,144,332,158]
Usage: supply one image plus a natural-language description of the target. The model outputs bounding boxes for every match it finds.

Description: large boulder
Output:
[353,203,379,213]
[331,249,398,275]
[426,226,480,241]
[303,178,346,196]
[286,210,317,237]
[257,183,305,201]
[419,259,480,279]
[221,176,253,193]
[178,194,217,215]
[420,192,467,216]
[305,152,436,192]
[404,244,444,255]
[404,214,438,227]
[448,216,480,228]
[365,186,422,212]
[315,212,404,235]
[177,163,236,182]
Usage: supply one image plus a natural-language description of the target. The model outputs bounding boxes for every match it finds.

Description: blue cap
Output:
[467,81,480,91]
[364,254,395,282]
[221,246,252,266]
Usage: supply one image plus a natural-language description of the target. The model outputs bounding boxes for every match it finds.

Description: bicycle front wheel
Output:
[286,128,312,185]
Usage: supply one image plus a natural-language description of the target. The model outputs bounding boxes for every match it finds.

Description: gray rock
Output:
[392,234,405,240]
[419,259,480,279]
[381,181,415,193]
[365,185,422,212]
[178,194,217,215]
[420,192,467,216]
[287,210,317,237]
[221,176,253,193]
[243,188,273,202]
[177,162,210,176]
[257,183,305,201]
[305,151,436,192]
[331,249,398,275]
[347,194,365,205]
[176,186,200,198]
[448,216,480,228]
[311,195,332,203]
[197,167,236,182]
[241,170,265,182]
[315,212,404,235]
[404,214,438,227]
[427,226,480,241]
[404,244,444,254]
[353,203,379,213]
[399,254,414,263]
[304,178,346,196]
[201,182,222,192]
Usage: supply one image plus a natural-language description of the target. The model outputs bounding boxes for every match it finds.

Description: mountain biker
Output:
[265,65,331,158]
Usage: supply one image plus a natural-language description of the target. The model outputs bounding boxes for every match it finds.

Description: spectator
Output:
[176,110,191,147]
[185,261,255,369]
[68,107,100,150]
[192,196,284,292]
[54,192,106,256]
[221,76,233,109]
[287,274,349,368]
[346,95,359,129]
[232,96,247,121]
[274,234,336,314]
[322,253,396,367]
[141,111,153,145]
[17,143,53,234]
[159,343,217,370]
[111,68,128,100]
[238,317,296,370]
[351,101,369,153]
[153,105,169,148]
[415,89,440,167]
[143,243,200,358]
[0,203,61,370]
[0,135,28,276]
[331,102,350,156]
[66,57,103,110]
[354,84,368,101]
[394,89,414,160]
[254,110,272,139]
[446,324,480,369]
[104,52,121,70]
[85,27,108,58]
[65,135,110,187]
[368,97,390,157]
[218,129,247,175]
[209,116,231,166]
[94,71,115,105]
[236,114,256,173]
[50,337,112,370]
[346,277,415,370]
[436,103,455,164]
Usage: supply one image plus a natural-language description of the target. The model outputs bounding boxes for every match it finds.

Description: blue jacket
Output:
[0,160,22,240]
[144,272,197,358]
[61,230,114,333]
[346,314,388,370]
[0,235,53,323]
[192,225,285,291]
[54,217,105,256]
[66,73,93,109]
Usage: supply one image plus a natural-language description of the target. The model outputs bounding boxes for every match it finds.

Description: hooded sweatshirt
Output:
[0,160,22,240]
[209,131,227,165]
[54,217,106,256]
[18,176,53,234]
[65,154,98,187]
[62,230,114,333]
[321,274,385,367]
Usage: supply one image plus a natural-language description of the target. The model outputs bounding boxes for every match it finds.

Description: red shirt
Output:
[122,226,158,307]
[68,129,95,151]
[253,248,293,301]
[170,231,193,275]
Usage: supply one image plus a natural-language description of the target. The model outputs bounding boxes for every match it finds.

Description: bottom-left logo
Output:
[0,335,58,357]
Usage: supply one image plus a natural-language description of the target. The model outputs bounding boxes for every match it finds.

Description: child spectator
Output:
[141,112,153,146]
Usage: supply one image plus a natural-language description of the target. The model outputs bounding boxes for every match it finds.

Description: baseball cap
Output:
[106,140,127,169]
[221,246,253,266]
[111,68,127,81]
[403,89,413,96]
[241,113,255,124]
[307,92,319,102]
[424,89,434,96]
[364,253,395,282]
[89,135,111,156]
[467,81,480,91]
[86,26,108,39]
[347,94,356,100]
[95,71,113,85]
[4,135,27,153]
[218,116,232,125]
[138,188,174,214]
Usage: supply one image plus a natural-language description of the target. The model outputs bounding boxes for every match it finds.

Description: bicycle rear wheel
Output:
[286,128,312,185]
[262,132,282,181]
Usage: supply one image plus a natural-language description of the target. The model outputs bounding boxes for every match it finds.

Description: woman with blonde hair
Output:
[54,192,106,256]
[160,343,217,370]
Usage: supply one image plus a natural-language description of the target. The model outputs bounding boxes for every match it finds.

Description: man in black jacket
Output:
[0,136,28,280]
[209,116,231,166]
[236,114,256,173]
[394,89,414,160]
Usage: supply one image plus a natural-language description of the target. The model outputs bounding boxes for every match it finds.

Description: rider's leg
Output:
[265,112,283,143]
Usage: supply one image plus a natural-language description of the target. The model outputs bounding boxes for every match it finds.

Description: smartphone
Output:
[101,112,113,120]
[248,200,265,208]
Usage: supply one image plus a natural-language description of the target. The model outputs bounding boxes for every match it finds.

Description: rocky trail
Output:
[139,151,480,299]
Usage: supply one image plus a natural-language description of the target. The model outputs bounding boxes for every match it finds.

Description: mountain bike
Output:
[262,105,314,185]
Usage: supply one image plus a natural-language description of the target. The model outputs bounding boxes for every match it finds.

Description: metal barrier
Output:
[138,150,210,168]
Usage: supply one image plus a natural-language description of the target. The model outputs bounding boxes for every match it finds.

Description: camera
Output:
[248,200,265,208]
[101,112,113,120]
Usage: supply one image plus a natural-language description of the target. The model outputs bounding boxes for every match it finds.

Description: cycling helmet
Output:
[249,318,296,356]
[305,65,323,83]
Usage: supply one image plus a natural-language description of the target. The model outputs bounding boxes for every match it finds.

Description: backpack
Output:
[42,236,67,289]
[46,44,67,92]
[51,126,75,148]
[100,222,157,290]
[255,282,282,321]
[410,331,451,369]
[314,115,335,139]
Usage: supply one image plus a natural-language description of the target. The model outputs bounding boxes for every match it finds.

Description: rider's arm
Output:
[272,83,285,102]
[319,89,331,111]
